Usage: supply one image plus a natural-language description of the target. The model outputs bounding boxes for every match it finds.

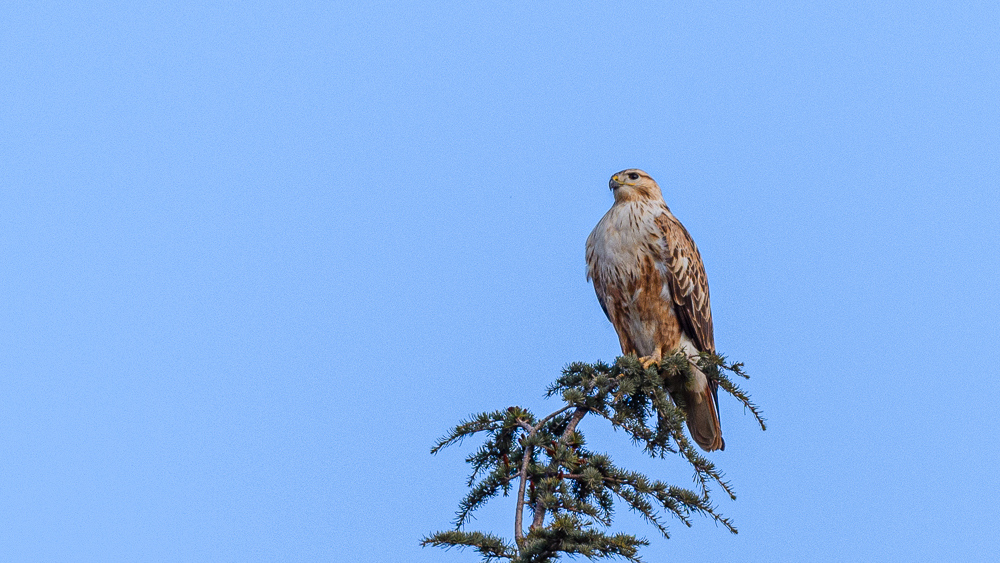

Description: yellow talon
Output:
[639,356,660,370]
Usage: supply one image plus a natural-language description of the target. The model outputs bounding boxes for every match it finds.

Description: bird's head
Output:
[609,169,662,203]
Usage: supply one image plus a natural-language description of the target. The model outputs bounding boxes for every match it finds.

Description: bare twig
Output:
[513,434,533,548]
[535,404,575,430]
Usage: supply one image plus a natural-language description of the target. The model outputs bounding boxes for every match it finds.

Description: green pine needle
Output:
[425,352,764,562]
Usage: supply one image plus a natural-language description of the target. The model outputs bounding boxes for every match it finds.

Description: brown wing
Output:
[655,213,715,353]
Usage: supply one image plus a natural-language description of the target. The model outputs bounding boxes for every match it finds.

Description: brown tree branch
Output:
[530,407,588,532]
[513,435,533,548]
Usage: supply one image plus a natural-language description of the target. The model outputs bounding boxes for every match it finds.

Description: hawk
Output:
[586,169,724,451]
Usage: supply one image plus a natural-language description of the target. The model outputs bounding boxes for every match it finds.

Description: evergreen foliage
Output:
[422,352,765,562]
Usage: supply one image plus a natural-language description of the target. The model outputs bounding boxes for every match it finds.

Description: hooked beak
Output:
[609,176,621,190]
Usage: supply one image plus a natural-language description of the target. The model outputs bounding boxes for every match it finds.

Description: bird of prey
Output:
[586,169,724,451]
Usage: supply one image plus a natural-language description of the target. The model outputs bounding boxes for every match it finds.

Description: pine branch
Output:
[432,410,512,454]
[529,407,588,532]
[514,430,536,547]
[457,465,518,528]
[517,515,648,563]
[699,353,767,430]
[425,352,763,562]
[421,530,517,562]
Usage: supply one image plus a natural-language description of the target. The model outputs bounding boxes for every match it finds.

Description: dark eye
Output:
[627,172,639,180]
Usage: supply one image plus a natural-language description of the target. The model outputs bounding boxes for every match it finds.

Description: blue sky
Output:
[2,1,998,561]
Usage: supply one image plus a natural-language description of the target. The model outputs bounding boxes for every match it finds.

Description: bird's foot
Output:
[638,356,661,370]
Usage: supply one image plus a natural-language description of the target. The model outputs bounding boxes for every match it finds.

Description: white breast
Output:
[587,200,683,356]
[586,200,669,283]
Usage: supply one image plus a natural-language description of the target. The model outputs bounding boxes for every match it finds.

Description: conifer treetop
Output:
[422,352,765,563]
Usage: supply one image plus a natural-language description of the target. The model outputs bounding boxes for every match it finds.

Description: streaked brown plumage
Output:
[586,169,724,451]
